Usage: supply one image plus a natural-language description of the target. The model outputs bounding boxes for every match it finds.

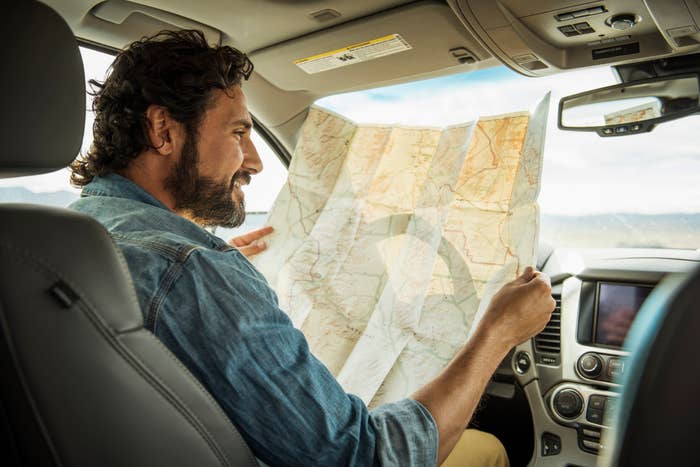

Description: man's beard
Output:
[164,130,247,228]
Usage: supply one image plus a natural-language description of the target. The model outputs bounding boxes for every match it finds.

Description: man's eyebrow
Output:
[229,118,253,129]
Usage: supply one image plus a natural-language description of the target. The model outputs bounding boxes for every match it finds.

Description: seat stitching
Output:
[133,331,259,466]
[102,239,257,465]
[121,242,258,465]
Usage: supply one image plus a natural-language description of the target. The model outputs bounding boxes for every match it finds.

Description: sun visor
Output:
[447,0,700,77]
[249,1,496,93]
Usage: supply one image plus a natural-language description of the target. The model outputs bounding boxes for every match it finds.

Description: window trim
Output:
[77,38,120,57]
[252,115,291,169]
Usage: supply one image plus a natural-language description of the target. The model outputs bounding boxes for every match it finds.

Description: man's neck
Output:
[118,153,177,213]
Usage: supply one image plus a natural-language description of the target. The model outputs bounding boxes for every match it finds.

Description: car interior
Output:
[2,0,700,466]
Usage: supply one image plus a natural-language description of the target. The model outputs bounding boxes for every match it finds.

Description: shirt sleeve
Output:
[154,248,438,467]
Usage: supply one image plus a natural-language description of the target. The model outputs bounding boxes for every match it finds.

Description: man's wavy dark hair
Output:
[70,30,253,187]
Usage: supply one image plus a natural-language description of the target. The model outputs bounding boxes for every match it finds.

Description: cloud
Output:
[318,66,700,215]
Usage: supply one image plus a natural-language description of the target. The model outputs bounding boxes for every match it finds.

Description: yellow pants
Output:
[441,429,510,467]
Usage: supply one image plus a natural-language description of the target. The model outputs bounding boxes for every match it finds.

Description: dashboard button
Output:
[586,406,604,424]
[542,432,561,456]
[582,439,601,450]
[539,355,558,365]
[605,397,619,421]
[554,389,584,419]
[578,353,603,378]
[589,394,606,410]
[607,357,626,379]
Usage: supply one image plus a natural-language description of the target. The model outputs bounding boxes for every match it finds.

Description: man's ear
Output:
[144,105,182,156]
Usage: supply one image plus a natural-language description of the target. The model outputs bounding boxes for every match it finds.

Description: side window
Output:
[212,130,288,240]
[0,44,289,239]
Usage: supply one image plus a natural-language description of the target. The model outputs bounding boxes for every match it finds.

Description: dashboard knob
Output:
[553,389,584,419]
[578,353,603,378]
[514,351,531,374]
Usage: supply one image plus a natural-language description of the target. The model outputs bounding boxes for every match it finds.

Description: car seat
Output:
[0,2,257,466]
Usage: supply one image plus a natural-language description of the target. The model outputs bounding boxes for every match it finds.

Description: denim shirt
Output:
[70,174,438,467]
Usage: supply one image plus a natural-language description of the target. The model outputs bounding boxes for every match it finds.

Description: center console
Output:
[548,281,652,435]
[540,275,641,457]
[507,248,700,466]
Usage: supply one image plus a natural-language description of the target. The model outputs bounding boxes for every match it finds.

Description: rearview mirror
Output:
[558,75,700,137]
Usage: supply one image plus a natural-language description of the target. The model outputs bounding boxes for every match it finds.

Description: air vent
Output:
[535,295,561,355]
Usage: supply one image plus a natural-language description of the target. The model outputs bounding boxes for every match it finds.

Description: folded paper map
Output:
[253,94,550,407]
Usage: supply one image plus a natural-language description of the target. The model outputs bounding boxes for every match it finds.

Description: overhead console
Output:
[447,0,700,76]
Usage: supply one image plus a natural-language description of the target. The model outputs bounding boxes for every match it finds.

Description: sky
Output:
[316,66,700,216]
[2,46,699,217]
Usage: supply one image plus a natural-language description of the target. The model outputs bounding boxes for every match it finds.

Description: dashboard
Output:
[506,247,700,466]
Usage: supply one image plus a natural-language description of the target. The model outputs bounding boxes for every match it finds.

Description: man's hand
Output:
[228,226,274,258]
[476,266,556,350]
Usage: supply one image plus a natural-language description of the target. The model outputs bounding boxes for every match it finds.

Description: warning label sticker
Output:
[294,34,412,74]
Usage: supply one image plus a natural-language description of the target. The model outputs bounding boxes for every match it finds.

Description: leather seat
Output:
[0,2,256,466]
[603,264,700,466]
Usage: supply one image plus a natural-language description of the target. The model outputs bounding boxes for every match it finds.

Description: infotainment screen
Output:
[595,283,653,347]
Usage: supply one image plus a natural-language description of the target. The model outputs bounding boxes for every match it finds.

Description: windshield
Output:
[316,66,700,250]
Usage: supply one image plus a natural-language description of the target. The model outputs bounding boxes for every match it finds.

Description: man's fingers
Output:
[534,271,551,287]
[238,240,268,258]
[513,266,535,284]
[525,272,556,314]
[229,226,274,247]
[523,272,552,293]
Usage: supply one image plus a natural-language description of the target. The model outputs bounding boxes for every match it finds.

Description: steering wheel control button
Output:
[578,353,603,378]
[542,432,562,456]
[514,351,531,374]
[554,389,584,419]
[607,357,626,379]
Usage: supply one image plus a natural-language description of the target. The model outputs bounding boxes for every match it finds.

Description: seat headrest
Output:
[1,1,85,178]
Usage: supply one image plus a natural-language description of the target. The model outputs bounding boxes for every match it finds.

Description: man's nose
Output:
[242,135,263,175]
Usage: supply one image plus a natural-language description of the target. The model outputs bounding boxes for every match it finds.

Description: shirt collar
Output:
[81,173,231,250]
[81,173,170,210]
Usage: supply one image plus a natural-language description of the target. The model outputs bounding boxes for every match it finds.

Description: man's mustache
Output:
[231,171,252,187]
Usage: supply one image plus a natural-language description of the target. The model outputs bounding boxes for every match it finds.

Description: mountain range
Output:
[2,187,697,249]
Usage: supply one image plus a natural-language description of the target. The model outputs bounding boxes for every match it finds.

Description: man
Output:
[70,30,555,466]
